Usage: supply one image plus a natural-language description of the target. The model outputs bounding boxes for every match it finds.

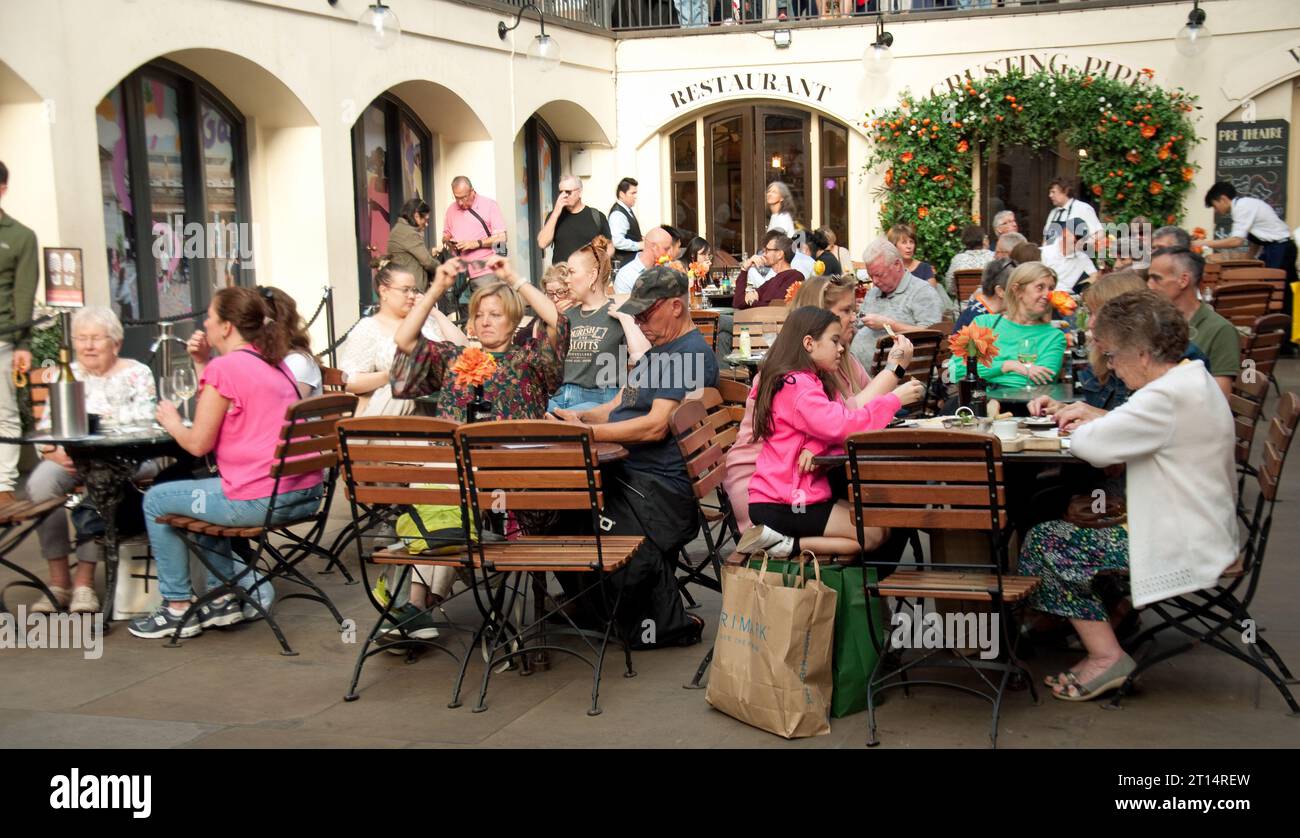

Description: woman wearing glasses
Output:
[947,261,1065,389]
[547,236,650,413]
[338,263,462,417]
[27,306,157,614]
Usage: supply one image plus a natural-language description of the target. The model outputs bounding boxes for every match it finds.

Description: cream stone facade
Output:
[1,0,1298,341]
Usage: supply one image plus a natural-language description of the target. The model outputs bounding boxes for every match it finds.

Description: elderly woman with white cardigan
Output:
[1019,289,1237,701]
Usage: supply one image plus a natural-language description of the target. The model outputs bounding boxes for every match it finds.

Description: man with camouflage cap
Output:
[553,266,718,648]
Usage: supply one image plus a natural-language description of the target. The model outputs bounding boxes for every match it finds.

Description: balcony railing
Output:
[483,0,1189,34]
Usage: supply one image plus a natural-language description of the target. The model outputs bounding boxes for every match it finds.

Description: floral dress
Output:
[390,317,570,421]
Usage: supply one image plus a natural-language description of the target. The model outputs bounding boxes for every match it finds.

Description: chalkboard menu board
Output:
[1214,119,1288,235]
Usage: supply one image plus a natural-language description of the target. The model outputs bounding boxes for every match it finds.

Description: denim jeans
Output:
[547,383,619,414]
[143,476,323,603]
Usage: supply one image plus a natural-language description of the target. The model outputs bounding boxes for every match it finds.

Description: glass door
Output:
[706,109,750,259]
[755,108,810,245]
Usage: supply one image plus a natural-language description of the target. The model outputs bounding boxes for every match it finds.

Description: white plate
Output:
[1032,429,1060,439]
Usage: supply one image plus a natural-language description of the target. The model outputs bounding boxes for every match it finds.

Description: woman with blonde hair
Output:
[548,235,650,412]
[949,261,1066,389]
[723,275,921,530]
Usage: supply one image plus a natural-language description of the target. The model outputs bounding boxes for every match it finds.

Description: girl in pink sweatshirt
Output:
[738,306,924,558]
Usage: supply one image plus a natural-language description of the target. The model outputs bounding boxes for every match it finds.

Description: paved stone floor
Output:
[2,362,1299,749]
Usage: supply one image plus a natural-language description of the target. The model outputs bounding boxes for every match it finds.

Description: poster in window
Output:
[44,248,85,308]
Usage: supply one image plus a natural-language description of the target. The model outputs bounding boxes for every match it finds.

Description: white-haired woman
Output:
[28,306,157,613]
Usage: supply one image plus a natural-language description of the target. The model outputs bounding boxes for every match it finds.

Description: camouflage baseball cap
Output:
[616,265,690,316]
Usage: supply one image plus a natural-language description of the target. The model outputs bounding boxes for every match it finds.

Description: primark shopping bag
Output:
[705,551,837,739]
[744,558,884,719]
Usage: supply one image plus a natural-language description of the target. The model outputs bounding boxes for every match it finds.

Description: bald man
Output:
[537,174,613,264]
[614,226,673,294]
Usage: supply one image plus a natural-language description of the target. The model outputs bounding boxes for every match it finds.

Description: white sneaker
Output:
[69,587,100,614]
[736,525,795,558]
[30,585,70,614]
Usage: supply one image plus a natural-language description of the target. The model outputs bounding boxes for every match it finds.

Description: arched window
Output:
[670,124,698,233]
[95,60,252,325]
[350,94,435,309]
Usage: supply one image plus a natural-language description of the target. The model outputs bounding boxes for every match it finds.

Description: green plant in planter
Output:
[19,317,64,433]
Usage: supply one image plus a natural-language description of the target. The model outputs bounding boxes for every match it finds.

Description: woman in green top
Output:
[949,261,1065,388]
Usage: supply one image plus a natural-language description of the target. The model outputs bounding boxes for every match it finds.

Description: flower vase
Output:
[958,362,987,417]
[467,383,493,424]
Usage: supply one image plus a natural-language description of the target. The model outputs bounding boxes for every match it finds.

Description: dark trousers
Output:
[557,464,698,648]
[1257,238,1298,347]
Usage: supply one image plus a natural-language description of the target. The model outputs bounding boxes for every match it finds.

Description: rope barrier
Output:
[121,310,203,327]
[304,291,329,329]
[317,306,374,360]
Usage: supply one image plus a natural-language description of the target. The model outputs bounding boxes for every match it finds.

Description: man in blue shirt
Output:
[555,266,719,647]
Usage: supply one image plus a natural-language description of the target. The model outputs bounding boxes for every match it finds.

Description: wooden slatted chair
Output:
[1110,393,1300,714]
[455,421,644,715]
[0,496,74,613]
[1212,282,1274,328]
[320,366,347,394]
[691,309,720,352]
[1242,314,1292,398]
[336,416,480,705]
[953,269,984,304]
[669,391,742,607]
[1229,370,1270,523]
[870,329,945,416]
[844,429,1040,748]
[716,377,750,406]
[1221,267,1288,313]
[154,393,357,655]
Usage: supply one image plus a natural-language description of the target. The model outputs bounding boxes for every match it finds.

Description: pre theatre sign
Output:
[669,73,831,109]
[930,52,1148,96]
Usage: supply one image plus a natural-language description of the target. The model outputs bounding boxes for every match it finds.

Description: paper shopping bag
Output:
[705,551,837,738]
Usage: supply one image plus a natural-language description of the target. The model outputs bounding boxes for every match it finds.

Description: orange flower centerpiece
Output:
[1049,289,1078,316]
[948,323,999,412]
[784,281,803,304]
[450,346,499,422]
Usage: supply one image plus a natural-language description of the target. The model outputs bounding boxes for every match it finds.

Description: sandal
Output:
[1043,670,1076,689]
[1052,654,1136,702]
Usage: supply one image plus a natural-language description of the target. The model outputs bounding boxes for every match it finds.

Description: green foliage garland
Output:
[864,67,1200,272]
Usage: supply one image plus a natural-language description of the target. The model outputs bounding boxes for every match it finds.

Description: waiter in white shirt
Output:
[1195,182,1297,280]
[1040,177,1102,292]
[608,177,642,274]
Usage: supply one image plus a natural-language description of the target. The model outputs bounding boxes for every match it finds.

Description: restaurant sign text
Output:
[669,73,830,109]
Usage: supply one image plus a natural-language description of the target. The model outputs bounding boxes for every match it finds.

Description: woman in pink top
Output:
[736,306,924,558]
[723,277,916,530]
[130,287,325,641]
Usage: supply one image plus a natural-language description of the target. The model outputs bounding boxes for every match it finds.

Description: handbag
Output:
[705,550,837,738]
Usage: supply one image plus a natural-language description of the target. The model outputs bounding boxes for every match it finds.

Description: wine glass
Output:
[171,367,197,427]
[1017,338,1038,368]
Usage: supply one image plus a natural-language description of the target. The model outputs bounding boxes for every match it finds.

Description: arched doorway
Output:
[667,103,851,258]
[980,135,1080,241]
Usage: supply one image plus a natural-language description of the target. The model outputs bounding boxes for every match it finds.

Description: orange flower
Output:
[885,168,894,187]
[948,324,999,368]
[784,281,804,303]
[1049,290,1078,316]
[450,347,499,389]
[916,164,930,175]
[1191,227,1208,239]
[918,206,929,219]
[1125,150,1141,164]
[1140,67,1155,79]
[1149,181,1164,195]
[900,151,914,163]
[956,139,970,153]
[1091,184,1103,197]
[1116,193,1125,201]
[947,224,958,232]
[1156,147,1170,161]
[687,261,709,280]
[1166,214,1177,224]
[1140,124,1157,139]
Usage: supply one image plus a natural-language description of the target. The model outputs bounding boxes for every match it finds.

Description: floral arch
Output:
[865,68,1201,270]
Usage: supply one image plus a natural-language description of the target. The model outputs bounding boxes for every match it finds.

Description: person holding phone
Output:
[443,176,507,303]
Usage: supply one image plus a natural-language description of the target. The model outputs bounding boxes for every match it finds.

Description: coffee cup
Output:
[993,418,1020,440]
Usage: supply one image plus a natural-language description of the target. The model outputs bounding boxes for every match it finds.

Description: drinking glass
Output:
[172,367,197,427]
[1017,338,1038,367]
